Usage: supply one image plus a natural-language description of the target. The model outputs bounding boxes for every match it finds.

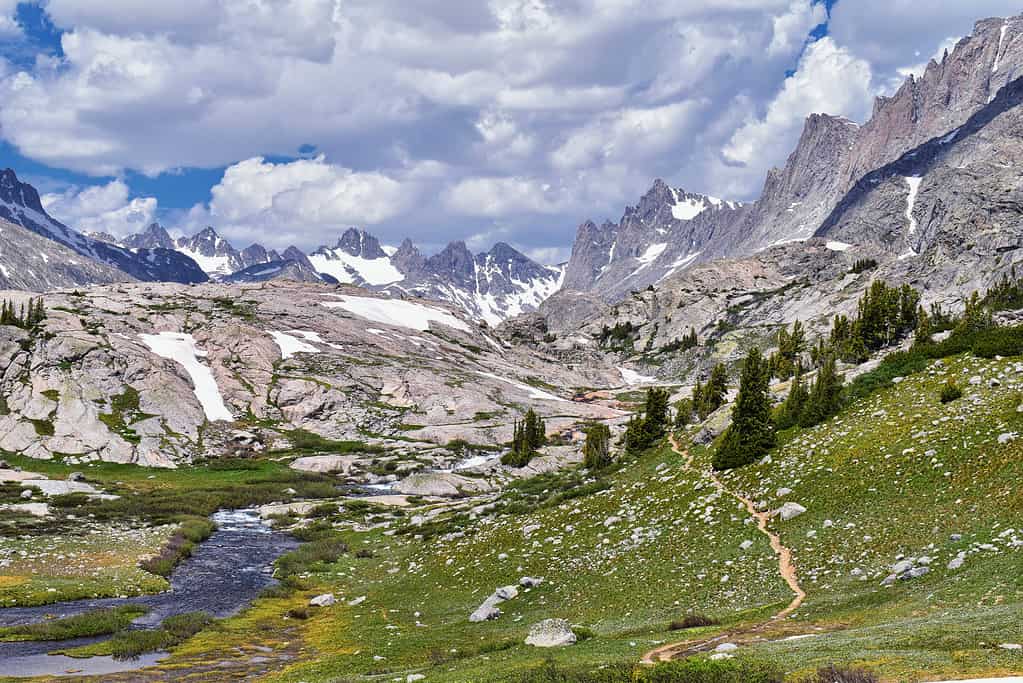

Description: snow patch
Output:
[672,197,708,221]
[323,295,472,333]
[309,249,403,286]
[825,241,852,252]
[268,331,320,359]
[477,371,569,403]
[993,21,1009,74]
[138,332,233,422]
[175,247,233,277]
[619,367,657,385]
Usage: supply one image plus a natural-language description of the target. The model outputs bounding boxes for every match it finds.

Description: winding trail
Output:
[641,435,806,663]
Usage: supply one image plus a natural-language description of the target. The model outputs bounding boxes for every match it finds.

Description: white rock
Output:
[776,502,807,521]
[525,619,576,647]
[309,593,336,607]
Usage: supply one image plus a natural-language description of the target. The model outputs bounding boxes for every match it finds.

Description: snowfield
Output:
[619,367,657,385]
[138,332,234,421]
[322,295,472,333]
[309,249,404,286]
[268,330,320,359]
[476,371,569,403]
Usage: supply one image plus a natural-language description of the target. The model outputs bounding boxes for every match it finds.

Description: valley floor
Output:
[0,352,1021,682]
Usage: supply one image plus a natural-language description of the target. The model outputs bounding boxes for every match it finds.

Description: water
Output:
[0,508,297,677]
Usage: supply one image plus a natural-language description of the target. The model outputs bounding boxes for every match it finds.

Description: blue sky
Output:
[0,1,1017,260]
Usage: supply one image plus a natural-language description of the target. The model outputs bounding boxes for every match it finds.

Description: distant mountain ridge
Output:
[555,13,1023,305]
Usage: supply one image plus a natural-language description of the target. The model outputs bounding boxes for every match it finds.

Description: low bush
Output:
[515,658,783,683]
[140,516,215,577]
[798,665,879,683]
[669,614,719,630]
[106,611,213,661]
[276,534,349,577]
[940,379,963,404]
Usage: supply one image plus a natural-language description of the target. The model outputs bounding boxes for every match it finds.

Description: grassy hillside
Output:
[177,350,1020,682]
[4,351,1020,681]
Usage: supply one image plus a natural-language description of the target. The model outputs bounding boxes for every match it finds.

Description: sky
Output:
[0,1,1019,263]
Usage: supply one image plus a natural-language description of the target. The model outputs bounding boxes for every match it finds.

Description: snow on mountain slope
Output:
[308,248,404,285]
[322,294,472,333]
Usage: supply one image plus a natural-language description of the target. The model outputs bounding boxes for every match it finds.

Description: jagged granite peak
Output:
[240,243,281,266]
[0,168,207,286]
[560,179,746,301]
[332,227,388,260]
[736,113,862,251]
[817,71,1023,265]
[308,229,403,286]
[390,238,426,275]
[122,223,177,250]
[385,239,564,327]
[842,15,1022,192]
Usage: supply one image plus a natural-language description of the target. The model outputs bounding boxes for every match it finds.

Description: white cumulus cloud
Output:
[41,180,158,237]
[723,38,873,168]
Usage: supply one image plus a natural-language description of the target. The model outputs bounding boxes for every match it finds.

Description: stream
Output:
[0,508,297,678]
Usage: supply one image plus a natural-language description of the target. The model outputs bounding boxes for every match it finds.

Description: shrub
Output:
[669,614,719,630]
[139,516,215,577]
[940,379,963,404]
[582,423,612,470]
[798,665,879,683]
[515,658,783,683]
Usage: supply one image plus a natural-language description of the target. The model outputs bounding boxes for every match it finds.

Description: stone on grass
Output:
[309,593,336,607]
[519,576,544,588]
[525,619,576,647]
[776,502,807,521]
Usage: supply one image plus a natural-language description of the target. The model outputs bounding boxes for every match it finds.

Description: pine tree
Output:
[799,355,844,428]
[694,363,728,420]
[713,347,775,471]
[674,397,694,428]
[913,304,932,346]
[642,387,670,443]
[502,409,546,467]
[583,423,612,470]
[775,362,808,430]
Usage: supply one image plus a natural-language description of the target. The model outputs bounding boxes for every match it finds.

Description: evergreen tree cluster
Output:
[661,327,699,354]
[503,408,547,467]
[768,320,805,380]
[690,363,728,421]
[849,258,878,274]
[623,387,670,454]
[596,321,637,351]
[982,266,1023,312]
[0,298,45,329]
[824,281,920,363]
[582,422,612,470]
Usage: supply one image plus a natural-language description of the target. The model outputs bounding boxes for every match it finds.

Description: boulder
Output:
[776,502,807,521]
[309,593,336,607]
[524,619,577,647]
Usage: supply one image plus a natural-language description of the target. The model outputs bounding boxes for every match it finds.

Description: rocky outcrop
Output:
[0,281,623,466]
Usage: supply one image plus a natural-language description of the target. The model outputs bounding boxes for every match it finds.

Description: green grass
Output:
[0,605,149,642]
[60,611,215,660]
[139,516,215,577]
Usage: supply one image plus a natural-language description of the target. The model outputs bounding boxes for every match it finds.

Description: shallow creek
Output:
[0,508,297,678]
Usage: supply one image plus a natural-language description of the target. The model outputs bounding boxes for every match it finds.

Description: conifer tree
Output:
[713,347,775,470]
[775,362,809,430]
[583,422,612,470]
[798,355,844,428]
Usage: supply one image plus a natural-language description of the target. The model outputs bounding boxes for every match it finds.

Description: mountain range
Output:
[0,174,564,324]
[0,15,1021,332]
